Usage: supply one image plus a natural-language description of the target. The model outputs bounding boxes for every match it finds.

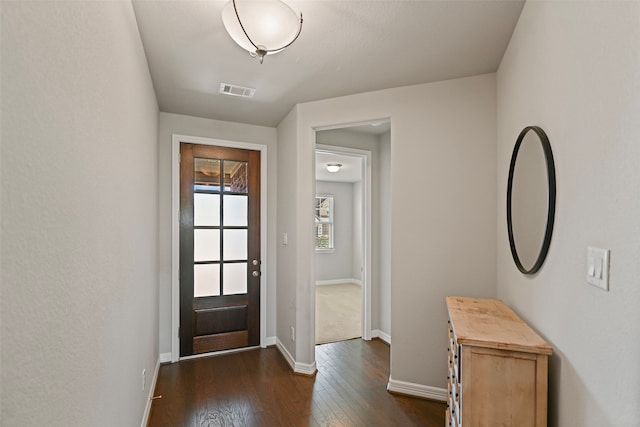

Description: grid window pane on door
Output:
[315,195,334,249]
[193,157,249,297]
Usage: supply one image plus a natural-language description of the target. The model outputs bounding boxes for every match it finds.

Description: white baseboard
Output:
[387,377,447,402]
[140,357,161,427]
[263,336,277,347]
[315,278,362,286]
[275,338,317,376]
[294,359,317,376]
[159,352,172,364]
[371,329,391,345]
[275,337,296,371]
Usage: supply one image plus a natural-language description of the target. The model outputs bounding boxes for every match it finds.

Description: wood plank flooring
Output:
[147,339,446,426]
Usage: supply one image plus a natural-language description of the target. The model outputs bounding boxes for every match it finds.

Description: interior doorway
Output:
[314,148,365,344]
[313,120,391,348]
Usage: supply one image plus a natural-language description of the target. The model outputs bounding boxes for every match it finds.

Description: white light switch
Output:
[282,232,288,246]
[587,246,609,291]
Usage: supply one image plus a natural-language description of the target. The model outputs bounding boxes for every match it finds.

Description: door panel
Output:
[180,143,260,357]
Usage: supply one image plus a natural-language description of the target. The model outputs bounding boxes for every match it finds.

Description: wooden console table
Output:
[446,296,552,427]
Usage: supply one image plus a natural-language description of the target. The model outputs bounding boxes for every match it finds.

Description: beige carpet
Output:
[315,283,362,344]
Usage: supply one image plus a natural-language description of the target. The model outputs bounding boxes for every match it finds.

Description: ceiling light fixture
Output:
[326,163,342,173]
[221,0,303,64]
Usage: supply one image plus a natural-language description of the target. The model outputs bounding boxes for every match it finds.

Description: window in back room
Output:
[315,195,334,250]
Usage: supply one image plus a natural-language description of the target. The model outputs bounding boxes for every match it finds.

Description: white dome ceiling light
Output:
[326,163,342,173]
[221,0,303,64]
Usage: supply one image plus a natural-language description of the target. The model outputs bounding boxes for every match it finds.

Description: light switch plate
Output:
[587,246,610,291]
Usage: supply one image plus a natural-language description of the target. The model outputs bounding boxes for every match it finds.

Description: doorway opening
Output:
[313,120,391,349]
[314,149,364,344]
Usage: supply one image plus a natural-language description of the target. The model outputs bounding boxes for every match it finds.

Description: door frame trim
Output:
[171,134,268,362]
[315,143,372,341]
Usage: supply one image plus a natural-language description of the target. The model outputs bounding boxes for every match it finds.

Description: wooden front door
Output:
[179,143,260,357]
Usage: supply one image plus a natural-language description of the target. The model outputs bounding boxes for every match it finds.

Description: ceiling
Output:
[132,0,525,128]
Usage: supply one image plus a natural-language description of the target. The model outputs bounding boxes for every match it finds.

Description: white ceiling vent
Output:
[219,83,256,98]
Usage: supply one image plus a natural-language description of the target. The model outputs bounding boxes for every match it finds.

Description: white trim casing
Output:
[264,336,277,347]
[140,358,161,427]
[171,134,268,362]
[386,377,447,402]
[315,144,372,342]
[159,353,172,364]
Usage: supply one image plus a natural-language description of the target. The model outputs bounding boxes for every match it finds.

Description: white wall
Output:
[157,112,277,354]
[315,181,355,282]
[280,74,497,388]
[275,107,300,360]
[1,2,159,425]
[496,2,640,426]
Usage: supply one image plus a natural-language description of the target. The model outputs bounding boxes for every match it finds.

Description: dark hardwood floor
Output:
[147,339,446,426]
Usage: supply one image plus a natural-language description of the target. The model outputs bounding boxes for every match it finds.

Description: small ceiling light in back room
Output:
[221,0,303,64]
[326,163,342,173]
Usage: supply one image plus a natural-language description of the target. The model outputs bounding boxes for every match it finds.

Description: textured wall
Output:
[275,107,300,359]
[1,2,159,425]
[496,2,640,426]
[288,74,498,387]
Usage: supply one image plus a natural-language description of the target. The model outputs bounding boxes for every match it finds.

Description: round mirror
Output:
[507,126,556,274]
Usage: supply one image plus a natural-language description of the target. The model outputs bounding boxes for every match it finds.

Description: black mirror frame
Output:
[507,126,556,275]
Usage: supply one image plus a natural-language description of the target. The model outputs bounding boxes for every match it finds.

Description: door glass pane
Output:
[194,264,220,297]
[223,263,247,295]
[224,160,248,193]
[194,158,221,190]
[194,193,220,226]
[194,229,220,262]
[224,195,248,226]
[223,229,247,260]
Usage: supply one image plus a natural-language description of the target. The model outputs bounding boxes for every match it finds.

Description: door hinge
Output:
[178,152,181,163]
